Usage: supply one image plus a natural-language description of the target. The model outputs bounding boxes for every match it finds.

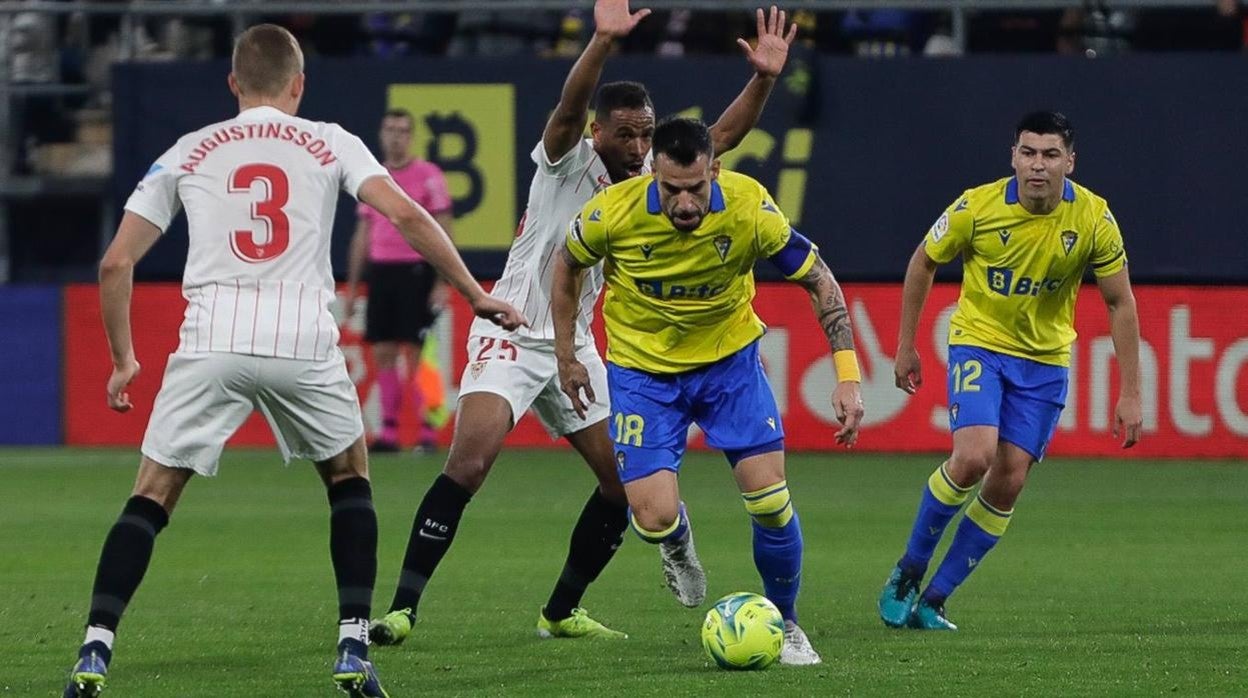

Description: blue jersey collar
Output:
[709,180,726,212]
[1005,177,1076,205]
[647,179,728,215]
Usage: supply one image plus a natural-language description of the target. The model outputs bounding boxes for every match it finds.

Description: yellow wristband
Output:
[832,350,862,383]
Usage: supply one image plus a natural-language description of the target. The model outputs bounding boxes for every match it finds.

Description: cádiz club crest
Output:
[1060,230,1078,256]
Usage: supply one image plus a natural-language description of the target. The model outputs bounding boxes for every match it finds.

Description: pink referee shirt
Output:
[358,159,452,263]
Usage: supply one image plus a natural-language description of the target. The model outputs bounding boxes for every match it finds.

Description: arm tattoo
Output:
[799,256,855,352]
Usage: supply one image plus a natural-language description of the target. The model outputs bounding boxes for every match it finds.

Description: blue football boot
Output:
[63,647,108,697]
[332,649,390,698]
[878,566,922,628]
[909,596,958,631]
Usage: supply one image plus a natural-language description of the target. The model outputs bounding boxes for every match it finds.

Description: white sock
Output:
[84,625,115,650]
[338,619,368,647]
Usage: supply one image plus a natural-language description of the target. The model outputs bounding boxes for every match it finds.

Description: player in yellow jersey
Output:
[551,117,865,666]
[878,111,1144,631]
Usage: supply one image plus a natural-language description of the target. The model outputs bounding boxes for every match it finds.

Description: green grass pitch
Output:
[2,448,1245,696]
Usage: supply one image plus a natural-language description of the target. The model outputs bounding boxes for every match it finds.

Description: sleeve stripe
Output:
[1091,250,1125,269]
[572,227,602,257]
[784,250,818,281]
[566,231,603,265]
[769,228,815,277]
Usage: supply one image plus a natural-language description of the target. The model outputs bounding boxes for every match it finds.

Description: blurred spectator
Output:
[279,12,365,57]
[1134,0,1244,51]
[657,9,692,58]
[363,11,457,57]
[6,0,73,173]
[140,18,219,61]
[548,8,589,58]
[967,11,1063,53]
[840,10,931,58]
[923,14,964,57]
[689,11,753,55]
[446,9,561,57]
[614,11,750,57]
[1058,2,1135,57]
[362,12,422,57]
[10,2,59,83]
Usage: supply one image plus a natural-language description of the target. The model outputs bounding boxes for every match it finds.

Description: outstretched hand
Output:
[737,6,799,78]
[595,0,652,39]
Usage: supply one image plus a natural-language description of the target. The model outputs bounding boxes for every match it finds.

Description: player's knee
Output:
[443,455,492,494]
[994,464,1030,499]
[316,439,369,485]
[630,506,679,539]
[742,480,794,528]
[132,459,191,514]
[948,450,993,484]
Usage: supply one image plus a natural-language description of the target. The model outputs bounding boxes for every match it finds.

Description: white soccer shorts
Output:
[457,335,610,438]
[141,350,364,476]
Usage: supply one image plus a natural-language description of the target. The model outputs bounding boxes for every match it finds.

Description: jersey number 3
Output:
[229,163,290,263]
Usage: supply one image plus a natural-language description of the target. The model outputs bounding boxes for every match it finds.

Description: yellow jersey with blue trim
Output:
[924,176,1127,367]
[565,169,817,374]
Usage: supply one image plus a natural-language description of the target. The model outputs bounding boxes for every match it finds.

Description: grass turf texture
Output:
[2,448,1244,696]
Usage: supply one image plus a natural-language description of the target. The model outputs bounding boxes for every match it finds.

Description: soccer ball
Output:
[700,592,784,670]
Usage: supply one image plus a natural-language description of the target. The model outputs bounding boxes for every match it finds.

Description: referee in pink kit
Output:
[345,108,455,454]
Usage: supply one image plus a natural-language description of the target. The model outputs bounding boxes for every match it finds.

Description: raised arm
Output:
[543,0,651,162]
[895,242,939,394]
[1096,268,1143,448]
[357,175,526,330]
[99,212,164,412]
[792,251,865,446]
[708,6,798,155]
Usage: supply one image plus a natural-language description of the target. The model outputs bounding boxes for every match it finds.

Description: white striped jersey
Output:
[469,139,651,347]
[124,105,388,360]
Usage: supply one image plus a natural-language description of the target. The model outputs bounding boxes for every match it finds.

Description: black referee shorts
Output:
[365,261,437,344]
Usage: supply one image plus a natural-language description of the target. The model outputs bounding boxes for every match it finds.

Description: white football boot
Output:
[658,523,707,607]
[779,621,823,666]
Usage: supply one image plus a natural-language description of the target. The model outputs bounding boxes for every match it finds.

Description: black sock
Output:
[544,488,629,622]
[327,478,377,623]
[86,496,169,631]
[389,474,472,614]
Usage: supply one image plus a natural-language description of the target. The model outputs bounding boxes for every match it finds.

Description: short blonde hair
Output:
[232,24,304,97]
